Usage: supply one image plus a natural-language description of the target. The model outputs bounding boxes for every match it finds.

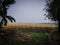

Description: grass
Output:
[1,23,58,45]
[3,23,57,29]
[7,29,49,45]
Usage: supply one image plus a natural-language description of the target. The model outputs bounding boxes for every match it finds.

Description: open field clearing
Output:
[3,23,57,29]
[1,23,58,45]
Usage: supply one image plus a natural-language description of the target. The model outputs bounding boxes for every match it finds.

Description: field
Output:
[1,23,58,45]
[3,23,57,29]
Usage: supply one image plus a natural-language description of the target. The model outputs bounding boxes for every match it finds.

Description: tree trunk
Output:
[57,8,60,32]
[58,21,60,32]
[55,21,60,45]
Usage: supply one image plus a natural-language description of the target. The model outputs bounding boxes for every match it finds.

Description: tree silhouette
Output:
[0,0,16,45]
[46,0,60,32]
[0,0,16,28]
[45,0,60,45]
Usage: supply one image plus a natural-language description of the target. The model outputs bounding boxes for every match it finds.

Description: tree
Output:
[45,0,60,45]
[0,0,16,28]
[45,0,60,32]
[0,0,16,45]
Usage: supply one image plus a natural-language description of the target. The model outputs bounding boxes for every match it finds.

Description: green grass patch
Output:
[11,30,49,45]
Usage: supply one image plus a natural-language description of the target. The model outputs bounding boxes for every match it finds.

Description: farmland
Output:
[3,23,57,29]
[1,23,58,45]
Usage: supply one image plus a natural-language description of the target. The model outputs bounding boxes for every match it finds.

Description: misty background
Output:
[7,0,55,23]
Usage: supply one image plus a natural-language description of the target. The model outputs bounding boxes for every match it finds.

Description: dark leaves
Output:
[45,0,60,21]
[6,16,16,22]
[0,0,16,28]
[2,0,15,6]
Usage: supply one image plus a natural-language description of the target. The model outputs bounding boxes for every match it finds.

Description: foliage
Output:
[0,0,16,45]
[0,29,17,45]
[0,0,16,28]
[45,0,60,21]
[1,26,58,45]
[0,29,49,45]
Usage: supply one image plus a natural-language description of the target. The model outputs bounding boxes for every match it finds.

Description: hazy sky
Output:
[7,0,54,23]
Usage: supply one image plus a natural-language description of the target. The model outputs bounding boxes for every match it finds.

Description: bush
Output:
[0,29,17,45]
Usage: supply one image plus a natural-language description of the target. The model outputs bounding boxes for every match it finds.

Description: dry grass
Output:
[3,23,57,29]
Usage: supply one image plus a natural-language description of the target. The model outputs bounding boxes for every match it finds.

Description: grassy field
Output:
[11,31,49,45]
[3,23,57,29]
[1,23,58,45]
[3,23,57,33]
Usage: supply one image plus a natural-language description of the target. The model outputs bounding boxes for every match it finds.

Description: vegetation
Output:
[45,0,60,45]
[45,0,60,32]
[0,0,16,28]
[0,27,49,45]
[0,0,59,45]
[1,24,57,45]
[0,0,16,45]
[14,32,49,45]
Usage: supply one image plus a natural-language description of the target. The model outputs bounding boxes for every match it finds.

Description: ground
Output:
[0,24,58,45]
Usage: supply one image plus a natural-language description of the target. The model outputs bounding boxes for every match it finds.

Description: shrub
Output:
[0,29,17,45]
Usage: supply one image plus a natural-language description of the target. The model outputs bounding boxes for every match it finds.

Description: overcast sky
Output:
[7,0,55,23]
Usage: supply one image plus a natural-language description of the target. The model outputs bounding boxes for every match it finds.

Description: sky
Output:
[7,0,55,23]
